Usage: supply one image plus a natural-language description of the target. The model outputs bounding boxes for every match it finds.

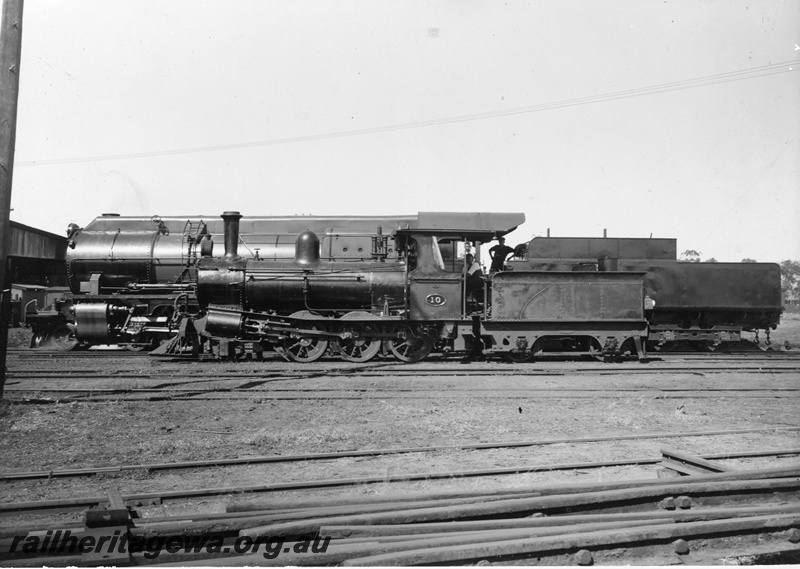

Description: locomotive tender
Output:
[510,237,783,349]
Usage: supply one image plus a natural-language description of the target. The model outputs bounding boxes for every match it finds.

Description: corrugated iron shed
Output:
[9,220,67,260]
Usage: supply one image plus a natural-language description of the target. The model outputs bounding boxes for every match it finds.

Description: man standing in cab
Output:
[489,237,515,273]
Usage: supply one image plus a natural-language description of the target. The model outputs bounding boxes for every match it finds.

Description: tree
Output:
[705,257,718,263]
[679,250,701,263]
[781,260,800,300]
[741,258,757,263]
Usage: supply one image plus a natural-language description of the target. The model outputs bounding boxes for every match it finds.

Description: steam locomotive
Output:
[49,210,783,362]
[196,211,650,362]
[30,212,416,350]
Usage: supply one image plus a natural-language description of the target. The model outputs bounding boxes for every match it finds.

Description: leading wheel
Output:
[387,326,433,363]
[281,311,329,363]
[337,312,381,363]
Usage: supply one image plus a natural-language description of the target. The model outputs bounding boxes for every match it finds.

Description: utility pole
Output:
[0,0,24,401]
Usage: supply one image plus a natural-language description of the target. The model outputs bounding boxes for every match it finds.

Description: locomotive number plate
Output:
[425,294,447,306]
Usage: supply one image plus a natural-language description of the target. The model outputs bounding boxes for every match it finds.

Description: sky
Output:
[7,0,800,263]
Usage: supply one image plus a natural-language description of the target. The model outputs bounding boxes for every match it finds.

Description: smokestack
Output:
[221,211,243,259]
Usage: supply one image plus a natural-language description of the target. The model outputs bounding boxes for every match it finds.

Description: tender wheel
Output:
[503,350,534,363]
[337,312,381,363]
[387,326,433,363]
[648,341,678,353]
[50,324,78,351]
[281,311,329,363]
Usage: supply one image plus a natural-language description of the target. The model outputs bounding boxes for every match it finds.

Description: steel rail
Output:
[6,385,800,395]
[7,360,800,373]
[7,365,795,373]
[1,500,793,541]
[1,461,799,514]
[340,513,800,567]
[5,350,152,358]
[1,430,797,482]
[5,365,797,380]
[4,504,799,566]
[8,392,800,404]
[240,478,800,538]
[336,366,800,374]
[321,504,800,538]
[5,352,799,365]
[6,365,800,381]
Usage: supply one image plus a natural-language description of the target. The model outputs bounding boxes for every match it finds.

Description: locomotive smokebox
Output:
[221,211,243,259]
[295,231,320,265]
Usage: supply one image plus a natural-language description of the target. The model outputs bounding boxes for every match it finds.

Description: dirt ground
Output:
[1,315,799,532]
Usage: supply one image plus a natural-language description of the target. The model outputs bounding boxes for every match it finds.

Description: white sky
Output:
[8,0,800,262]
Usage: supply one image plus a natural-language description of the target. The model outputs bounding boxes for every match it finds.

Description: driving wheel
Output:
[337,311,381,363]
[387,325,433,363]
[281,311,329,363]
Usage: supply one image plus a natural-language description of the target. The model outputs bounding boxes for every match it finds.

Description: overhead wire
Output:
[15,61,799,167]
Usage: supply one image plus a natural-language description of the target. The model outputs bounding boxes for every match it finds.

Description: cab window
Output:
[434,238,470,273]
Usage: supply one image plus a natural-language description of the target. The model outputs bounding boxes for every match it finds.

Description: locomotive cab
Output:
[399,234,475,321]
[395,212,526,322]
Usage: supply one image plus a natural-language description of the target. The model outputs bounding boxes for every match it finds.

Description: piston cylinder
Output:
[205,308,245,337]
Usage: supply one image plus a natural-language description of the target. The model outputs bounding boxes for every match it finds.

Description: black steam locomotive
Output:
[198,211,651,362]
[194,211,783,362]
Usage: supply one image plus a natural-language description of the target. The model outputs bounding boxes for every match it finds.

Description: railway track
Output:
[2,452,799,513]
[3,343,798,566]
[5,388,800,405]
[2,427,798,483]
[2,464,799,566]
[6,361,800,377]
[6,354,799,402]
[7,347,800,362]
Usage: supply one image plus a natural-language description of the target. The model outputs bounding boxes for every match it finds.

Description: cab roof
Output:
[396,212,525,240]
